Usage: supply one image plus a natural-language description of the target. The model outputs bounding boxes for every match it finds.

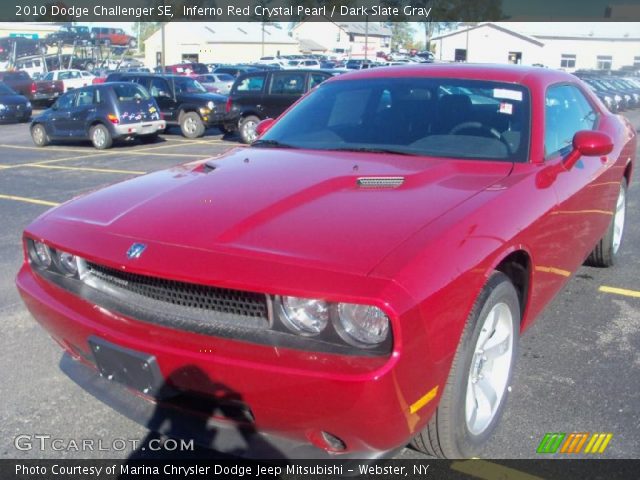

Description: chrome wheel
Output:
[612,185,626,255]
[242,119,258,143]
[93,127,106,147]
[32,125,45,145]
[465,302,514,436]
[183,116,197,135]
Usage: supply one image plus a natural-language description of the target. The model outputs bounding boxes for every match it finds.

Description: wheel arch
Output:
[624,160,633,187]
[493,249,531,331]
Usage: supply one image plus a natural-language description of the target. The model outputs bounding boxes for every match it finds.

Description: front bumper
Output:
[16,264,438,459]
[0,107,31,122]
[201,109,227,128]
[113,120,166,138]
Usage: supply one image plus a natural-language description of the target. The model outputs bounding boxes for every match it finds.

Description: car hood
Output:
[0,94,28,105]
[179,92,227,104]
[41,148,513,275]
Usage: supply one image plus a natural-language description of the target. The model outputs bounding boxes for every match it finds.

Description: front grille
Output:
[83,262,270,330]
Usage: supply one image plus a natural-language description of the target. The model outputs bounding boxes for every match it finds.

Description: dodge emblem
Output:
[126,243,147,260]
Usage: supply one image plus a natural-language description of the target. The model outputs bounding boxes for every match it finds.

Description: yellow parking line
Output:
[115,150,206,158]
[0,144,95,153]
[451,460,544,480]
[23,164,146,175]
[0,193,59,207]
[0,152,114,169]
[599,286,640,298]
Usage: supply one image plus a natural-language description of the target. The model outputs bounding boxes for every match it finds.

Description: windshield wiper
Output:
[251,139,296,149]
[329,146,416,156]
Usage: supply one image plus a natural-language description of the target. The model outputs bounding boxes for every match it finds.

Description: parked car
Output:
[16,64,635,460]
[30,82,165,149]
[163,63,209,76]
[0,70,64,105]
[0,83,31,122]
[0,37,44,66]
[90,27,136,47]
[223,69,332,143]
[105,73,227,138]
[193,73,234,95]
[285,59,321,69]
[41,69,95,92]
[213,65,259,78]
[45,25,91,46]
[345,59,376,70]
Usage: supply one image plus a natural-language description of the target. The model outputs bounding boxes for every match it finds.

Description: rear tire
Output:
[31,124,49,147]
[239,115,260,144]
[90,124,113,149]
[585,178,627,267]
[179,112,205,138]
[411,272,520,458]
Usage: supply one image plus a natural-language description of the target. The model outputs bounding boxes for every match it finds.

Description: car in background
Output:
[223,69,332,143]
[163,63,209,76]
[30,82,165,149]
[106,73,227,138]
[90,27,136,47]
[45,25,91,46]
[345,59,376,70]
[17,64,635,461]
[0,37,44,67]
[213,65,259,78]
[285,59,321,69]
[193,73,234,95]
[0,70,64,105]
[41,69,95,92]
[0,83,31,122]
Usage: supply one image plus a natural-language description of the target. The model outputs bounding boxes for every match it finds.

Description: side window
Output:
[75,89,94,106]
[43,72,53,81]
[545,84,598,157]
[56,92,76,110]
[270,72,305,95]
[149,78,170,97]
[309,73,329,90]
[235,75,265,93]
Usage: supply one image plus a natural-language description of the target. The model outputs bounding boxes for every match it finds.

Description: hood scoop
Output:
[356,176,405,189]
[203,161,218,173]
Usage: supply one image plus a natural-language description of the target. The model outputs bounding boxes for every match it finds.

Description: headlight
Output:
[335,303,390,346]
[0,104,6,111]
[57,250,78,276]
[26,101,32,108]
[280,296,329,335]
[29,240,52,268]
[206,101,215,110]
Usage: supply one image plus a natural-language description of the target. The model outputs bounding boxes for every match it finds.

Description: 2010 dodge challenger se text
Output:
[16,65,636,459]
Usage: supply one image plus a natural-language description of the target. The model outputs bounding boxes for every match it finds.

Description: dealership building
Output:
[431,22,640,71]
[143,22,299,66]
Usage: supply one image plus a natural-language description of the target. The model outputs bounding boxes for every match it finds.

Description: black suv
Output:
[223,69,332,143]
[0,37,43,63]
[30,83,166,149]
[45,26,91,46]
[106,73,228,138]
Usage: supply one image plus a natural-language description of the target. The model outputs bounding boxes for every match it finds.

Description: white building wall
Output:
[292,22,389,58]
[435,25,544,65]
[538,38,640,71]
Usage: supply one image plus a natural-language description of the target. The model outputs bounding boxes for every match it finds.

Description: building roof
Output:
[145,22,298,46]
[299,38,328,52]
[336,22,392,37]
[431,23,545,46]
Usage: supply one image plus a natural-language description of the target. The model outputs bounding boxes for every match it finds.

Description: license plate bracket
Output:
[88,337,164,397]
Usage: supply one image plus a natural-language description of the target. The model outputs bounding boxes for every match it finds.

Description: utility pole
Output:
[161,23,165,70]
[364,17,369,61]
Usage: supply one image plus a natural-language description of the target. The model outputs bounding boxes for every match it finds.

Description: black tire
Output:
[31,124,49,147]
[139,133,159,144]
[585,178,628,267]
[179,111,205,138]
[412,271,520,458]
[90,124,113,150]
[239,115,260,144]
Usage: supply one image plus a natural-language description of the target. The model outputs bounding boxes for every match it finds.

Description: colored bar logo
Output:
[537,432,612,454]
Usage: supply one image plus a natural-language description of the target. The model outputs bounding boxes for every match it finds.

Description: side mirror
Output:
[255,118,275,137]
[563,130,613,170]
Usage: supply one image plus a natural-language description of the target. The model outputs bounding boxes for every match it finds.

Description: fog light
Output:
[57,251,78,276]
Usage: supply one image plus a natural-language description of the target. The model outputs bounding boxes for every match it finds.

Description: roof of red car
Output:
[331,63,575,87]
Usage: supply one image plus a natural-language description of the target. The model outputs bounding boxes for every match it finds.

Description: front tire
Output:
[179,112,205,138]
[239,115,260,144]
[90,124,112,149]
[586,178,627,267]
[31,124,49,147]
[412,272,520,458]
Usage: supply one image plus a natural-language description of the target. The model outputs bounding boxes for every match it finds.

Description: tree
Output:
[134,22,161,53]
[390,23,414,51]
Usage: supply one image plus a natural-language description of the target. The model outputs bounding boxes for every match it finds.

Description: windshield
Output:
[0,83,16,95]
[173,77,207,94]
[258,77,531,162]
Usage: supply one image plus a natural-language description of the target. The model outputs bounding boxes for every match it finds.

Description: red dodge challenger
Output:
[16,64,636,459]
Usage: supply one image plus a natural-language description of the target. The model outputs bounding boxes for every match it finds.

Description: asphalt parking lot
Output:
[0,112,639,461]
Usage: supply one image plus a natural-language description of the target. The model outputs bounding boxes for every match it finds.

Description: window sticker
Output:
[494,88,523,101]
[499,102,513,115]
